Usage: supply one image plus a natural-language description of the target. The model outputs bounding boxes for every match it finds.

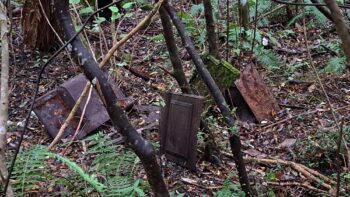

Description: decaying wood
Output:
[54,1,169,196]
[267,181,326,194]
[223,151,337,195]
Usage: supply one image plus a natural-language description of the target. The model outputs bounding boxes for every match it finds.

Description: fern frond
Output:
[322,56,346,75]
[254,45,280,71]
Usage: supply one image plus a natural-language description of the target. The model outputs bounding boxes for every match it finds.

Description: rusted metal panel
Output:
[160,93,203,170]
[34,74,131,141]
[34,88,82,140]
[235,64,280,122]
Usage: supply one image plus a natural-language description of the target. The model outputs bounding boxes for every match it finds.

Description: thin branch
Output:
[336,119,344,197]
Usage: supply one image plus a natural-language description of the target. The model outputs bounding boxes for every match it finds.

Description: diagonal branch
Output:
[54,1,169,196]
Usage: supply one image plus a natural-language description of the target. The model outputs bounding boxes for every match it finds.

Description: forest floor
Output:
[5,3,350,197]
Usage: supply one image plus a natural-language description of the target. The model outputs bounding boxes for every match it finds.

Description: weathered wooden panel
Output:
[235,64,280,122]
[160,93,203,170]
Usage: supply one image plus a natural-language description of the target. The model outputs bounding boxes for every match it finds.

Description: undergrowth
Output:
[6,132,144,196]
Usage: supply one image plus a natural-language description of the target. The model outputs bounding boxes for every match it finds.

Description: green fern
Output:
[83,132,144,196]
[322,56,346,75]
[287,0,327,27]
[10,145,50,196]
[254,45,280,71]
[215,174,245,197]
[9,133,145,196]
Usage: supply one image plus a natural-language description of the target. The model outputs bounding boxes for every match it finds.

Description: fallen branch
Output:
[62,84,93,155]
[222,152,336,194]
[267,181,326,194]
[262,105,350,130]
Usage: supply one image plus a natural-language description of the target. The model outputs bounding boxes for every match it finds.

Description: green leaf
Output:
[111,13,121,21]
[69,0,80,5]
[79,6,94,14]
[122,2,134,9]
[267,171,277,181]
[94,17,106,24]
[124,13,133,18]
[109,6,119,13]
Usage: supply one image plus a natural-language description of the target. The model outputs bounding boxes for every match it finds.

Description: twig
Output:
[48,84,91,149]
[156,65,174,77]
[62,84,93,155]
[38,0,74,61]
[336,119,344,197]
[249,4,286,25]
[222,152,337,187]
[262,105,350,130]
[3,2,118,194]
[229,153,336,194]
[267,181,326,194]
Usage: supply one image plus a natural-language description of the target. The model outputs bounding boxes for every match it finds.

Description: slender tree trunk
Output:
[54,1,169,196]
[0,2,14,196]
[238,0,249,29]
[164,3,252,196]
[159,6,191,94]
[203,0,219,58]
[324,0,350,68]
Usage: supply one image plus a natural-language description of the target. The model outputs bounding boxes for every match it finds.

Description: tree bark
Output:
[0,2,14,196]
[159,6,191,94]
[324,0,350,68]
[164,3,252,196]
[203,0,219,58]
[22,0,59,51]
[54,1,169,196]
[238,0,249,29]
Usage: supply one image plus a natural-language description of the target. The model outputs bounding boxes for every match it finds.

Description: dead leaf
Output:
[278,138,297,148]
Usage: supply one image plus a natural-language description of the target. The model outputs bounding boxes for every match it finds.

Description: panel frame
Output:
[160,93,203,170]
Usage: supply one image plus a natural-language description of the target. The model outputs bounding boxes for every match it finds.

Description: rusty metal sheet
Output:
[34,74,131,141]
[235,64,280,122]
[33,88,82,140]
[160,93,203,170]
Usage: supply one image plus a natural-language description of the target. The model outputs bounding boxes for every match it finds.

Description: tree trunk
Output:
[203,0,219,58]
[159,6,191,94]
[324,0,350,68]
[0,2,14,196]
[22,0,59,51]
[53,1,169,196]
[238,0,249,29]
